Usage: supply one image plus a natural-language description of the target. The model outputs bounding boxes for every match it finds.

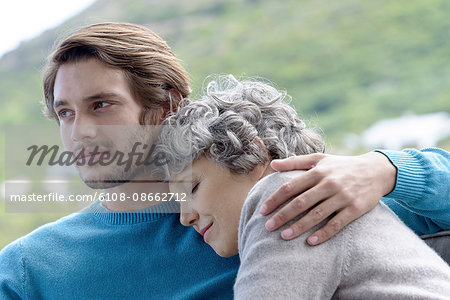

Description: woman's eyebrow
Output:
[170,171,195,187]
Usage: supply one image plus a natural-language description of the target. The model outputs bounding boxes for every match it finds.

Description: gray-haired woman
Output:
[156,75,450,299]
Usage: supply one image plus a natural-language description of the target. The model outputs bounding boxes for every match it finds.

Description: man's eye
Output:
[93,101,111,110]
[58,110,73,119]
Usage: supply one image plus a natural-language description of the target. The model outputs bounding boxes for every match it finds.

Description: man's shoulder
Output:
[0,208,94,256]
[0,210,84,290]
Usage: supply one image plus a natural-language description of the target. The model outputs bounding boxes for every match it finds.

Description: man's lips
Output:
[74,147,110,165]
[76,147,108,159]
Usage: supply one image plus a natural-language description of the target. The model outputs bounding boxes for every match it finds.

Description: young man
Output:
[0,23,238,299]
[0,22,448,299]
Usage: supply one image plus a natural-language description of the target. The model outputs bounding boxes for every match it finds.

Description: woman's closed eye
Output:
[192,182,199,194]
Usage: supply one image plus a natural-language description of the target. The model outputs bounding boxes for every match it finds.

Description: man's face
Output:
[53,58,158,189]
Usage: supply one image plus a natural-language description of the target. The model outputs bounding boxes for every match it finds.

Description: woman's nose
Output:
[180,211,198,227]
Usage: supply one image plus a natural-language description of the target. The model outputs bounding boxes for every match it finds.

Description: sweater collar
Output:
[85,200,180,225]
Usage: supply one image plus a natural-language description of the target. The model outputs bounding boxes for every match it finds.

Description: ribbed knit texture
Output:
[89,200,179,224]
[377,148,450,235]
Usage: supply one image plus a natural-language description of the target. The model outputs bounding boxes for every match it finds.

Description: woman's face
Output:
[170,156,264,257]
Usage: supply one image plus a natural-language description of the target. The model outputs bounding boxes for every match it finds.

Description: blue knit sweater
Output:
[0,148,448,299]
[378,148,450,235]
[0,201,239,299]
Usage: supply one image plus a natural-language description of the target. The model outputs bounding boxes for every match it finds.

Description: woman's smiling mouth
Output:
[199,223,213,242]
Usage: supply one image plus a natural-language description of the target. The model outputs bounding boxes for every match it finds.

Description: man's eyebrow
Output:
[85,92,123,102]
[53,92,124,110]
[54,100,66,109]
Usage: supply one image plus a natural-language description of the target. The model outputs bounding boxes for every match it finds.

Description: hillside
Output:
[0,0,449,248]
[1,0,449,140]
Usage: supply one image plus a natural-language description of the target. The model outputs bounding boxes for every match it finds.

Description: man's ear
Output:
[151,106,166,125]
[162,88,184,119]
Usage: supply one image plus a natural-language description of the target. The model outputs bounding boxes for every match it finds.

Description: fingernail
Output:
[282,228,293,239]
[259,204,267,214]
[308,235,319,245]
[265,218,275,230]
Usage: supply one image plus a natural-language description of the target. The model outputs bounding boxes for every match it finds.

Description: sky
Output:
[0,0,97,58]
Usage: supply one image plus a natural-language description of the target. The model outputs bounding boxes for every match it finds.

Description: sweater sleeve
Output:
[0,240,25,299]
[234,171,344,300]
[377,148,450,234]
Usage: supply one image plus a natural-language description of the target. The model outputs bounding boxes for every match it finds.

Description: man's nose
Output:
[71,113,98,142]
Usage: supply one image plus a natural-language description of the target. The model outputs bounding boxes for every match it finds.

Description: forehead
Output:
[171,164,193,183]
[171,157,220,180]
[53,58,133,105]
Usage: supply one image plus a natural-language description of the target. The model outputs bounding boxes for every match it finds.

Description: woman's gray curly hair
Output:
[155,75,324,175]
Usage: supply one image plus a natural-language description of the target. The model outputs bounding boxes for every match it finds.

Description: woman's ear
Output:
[254,136,269,160]
[250,136,272,181]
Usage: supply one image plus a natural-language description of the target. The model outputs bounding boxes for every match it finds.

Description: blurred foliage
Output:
[0,0,449,248]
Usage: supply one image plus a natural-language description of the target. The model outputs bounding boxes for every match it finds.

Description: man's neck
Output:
[101,173,170,212]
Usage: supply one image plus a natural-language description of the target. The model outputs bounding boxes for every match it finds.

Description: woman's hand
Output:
[259,152,397,245]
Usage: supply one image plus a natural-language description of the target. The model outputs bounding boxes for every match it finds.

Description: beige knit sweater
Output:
[235,171,450,299]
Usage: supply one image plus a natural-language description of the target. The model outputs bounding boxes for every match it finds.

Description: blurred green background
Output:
[1,0,449,249]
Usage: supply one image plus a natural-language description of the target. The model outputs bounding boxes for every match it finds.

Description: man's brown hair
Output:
[43,22,190,124]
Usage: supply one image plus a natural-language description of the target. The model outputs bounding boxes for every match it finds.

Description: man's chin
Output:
[78,168,131,189]
[77,165,146,189]
[82,178,129,189]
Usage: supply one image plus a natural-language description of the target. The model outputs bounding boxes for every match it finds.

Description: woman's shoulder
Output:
[243,170,305,216]
[236,170,347,299]
[238,170,313,253]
